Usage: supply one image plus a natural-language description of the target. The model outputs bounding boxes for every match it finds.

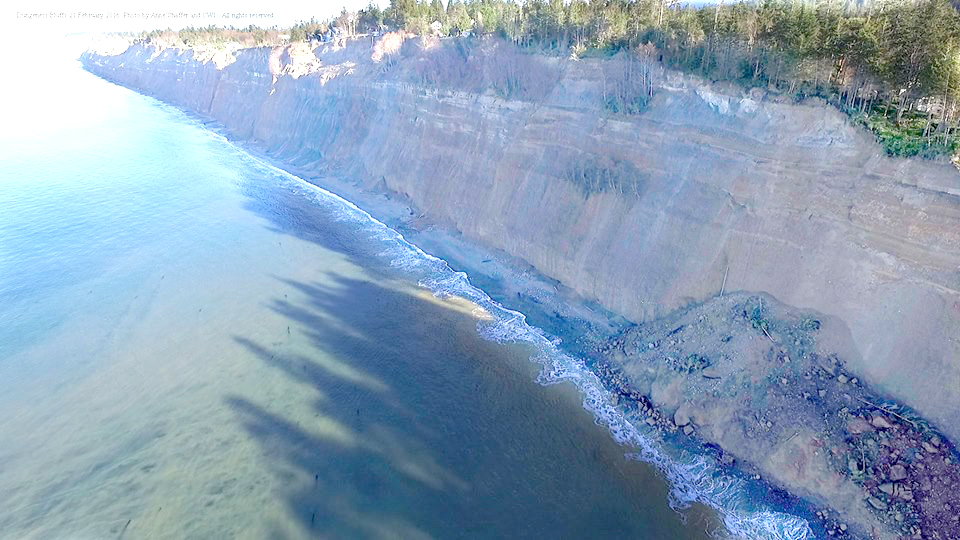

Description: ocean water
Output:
[0,41,815,540]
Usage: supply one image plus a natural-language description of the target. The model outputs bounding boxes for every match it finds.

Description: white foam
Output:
[216,138,813,540]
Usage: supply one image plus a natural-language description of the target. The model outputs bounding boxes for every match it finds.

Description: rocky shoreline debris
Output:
[589,292,960,540]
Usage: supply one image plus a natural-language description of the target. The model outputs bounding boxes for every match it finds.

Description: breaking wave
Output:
[224,137,813,540]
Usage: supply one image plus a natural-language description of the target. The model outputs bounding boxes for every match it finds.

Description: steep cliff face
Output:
[82,40,960,442]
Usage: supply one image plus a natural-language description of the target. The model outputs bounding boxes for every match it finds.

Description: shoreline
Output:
[80,59,959,538]
[199,120,826,539]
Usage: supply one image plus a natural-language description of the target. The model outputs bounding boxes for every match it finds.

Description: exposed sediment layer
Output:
[82,37,960,537]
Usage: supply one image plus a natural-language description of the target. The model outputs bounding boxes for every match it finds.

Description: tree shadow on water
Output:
[229,273,713,540]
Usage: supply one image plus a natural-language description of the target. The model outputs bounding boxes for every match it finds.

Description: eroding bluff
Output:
[82,40,960,449]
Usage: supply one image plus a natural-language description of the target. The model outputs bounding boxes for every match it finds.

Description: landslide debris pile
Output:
[592,293,960,539]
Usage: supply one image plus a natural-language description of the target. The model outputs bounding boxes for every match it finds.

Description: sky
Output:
[6,0,389,35]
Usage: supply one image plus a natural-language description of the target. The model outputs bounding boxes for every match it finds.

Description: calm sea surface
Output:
[0,44,716,538]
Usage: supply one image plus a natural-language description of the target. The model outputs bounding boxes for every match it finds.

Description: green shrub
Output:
[851,109,959,159]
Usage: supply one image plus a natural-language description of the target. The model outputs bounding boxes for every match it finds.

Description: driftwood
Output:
[854,396,919,428]
[720,265,729,297]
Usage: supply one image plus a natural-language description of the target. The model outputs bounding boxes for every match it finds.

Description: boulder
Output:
[847,417,874,434]
[871,415,894,429]
[674,404,691,427]
[889,464,908,481]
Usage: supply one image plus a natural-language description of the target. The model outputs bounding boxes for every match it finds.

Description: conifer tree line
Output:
[130,0,960,157]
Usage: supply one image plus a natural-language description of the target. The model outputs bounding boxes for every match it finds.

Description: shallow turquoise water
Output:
[0,45,717,538]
